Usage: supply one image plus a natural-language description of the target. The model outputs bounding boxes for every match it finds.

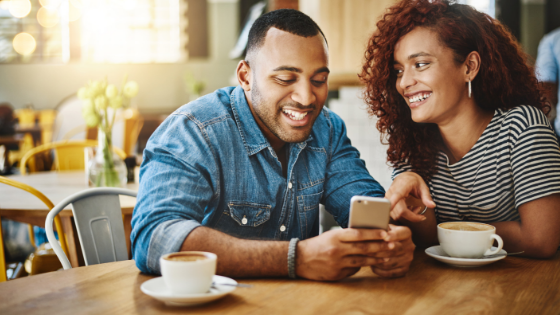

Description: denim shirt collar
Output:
[230,85,313,156]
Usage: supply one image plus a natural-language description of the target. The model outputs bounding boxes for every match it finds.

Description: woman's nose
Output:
[399,69,417,91]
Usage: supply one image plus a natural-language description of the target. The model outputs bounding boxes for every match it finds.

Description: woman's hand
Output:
[385,172,436,223]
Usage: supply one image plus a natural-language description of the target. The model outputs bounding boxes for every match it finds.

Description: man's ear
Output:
[464,51,481,82]
[237,60,252,91]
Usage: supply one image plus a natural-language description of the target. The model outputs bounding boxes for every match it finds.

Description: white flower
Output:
[106,84,118,98]
[84,113,100,127]
[94,95,108,111]
[123,81,139,98]
[109,95,124,109]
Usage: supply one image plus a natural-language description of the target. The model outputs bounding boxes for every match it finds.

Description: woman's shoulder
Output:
[500,105,550,128]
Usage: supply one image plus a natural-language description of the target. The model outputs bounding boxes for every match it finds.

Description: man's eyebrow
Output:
[272,66,302,73]
[271,66,330,74]
[314,67,330,74]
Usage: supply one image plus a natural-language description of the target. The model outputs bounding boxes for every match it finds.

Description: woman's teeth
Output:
[283,109,308,121]
[409,92,432,103]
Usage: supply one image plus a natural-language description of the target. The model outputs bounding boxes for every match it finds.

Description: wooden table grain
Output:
[0,170,138,267]
[0,249,558,314]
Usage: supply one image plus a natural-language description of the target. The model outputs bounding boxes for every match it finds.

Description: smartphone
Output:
[348,196,391,230]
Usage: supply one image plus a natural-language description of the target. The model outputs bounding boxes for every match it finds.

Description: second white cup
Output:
[438,222,504,258]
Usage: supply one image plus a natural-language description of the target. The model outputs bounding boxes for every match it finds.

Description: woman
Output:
[360,0,560,258]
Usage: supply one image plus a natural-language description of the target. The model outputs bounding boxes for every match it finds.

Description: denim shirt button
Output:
[288,182,293,189]
[280,225,286,232]
[242,215,248,225]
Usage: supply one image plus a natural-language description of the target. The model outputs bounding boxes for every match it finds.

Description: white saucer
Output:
[425,245,507,268]
[141,275,237,306]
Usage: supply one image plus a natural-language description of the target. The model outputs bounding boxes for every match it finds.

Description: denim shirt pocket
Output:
[213,201,272,238]
[297,191,323,238]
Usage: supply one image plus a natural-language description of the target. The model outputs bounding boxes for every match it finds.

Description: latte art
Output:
[440,222,493,232]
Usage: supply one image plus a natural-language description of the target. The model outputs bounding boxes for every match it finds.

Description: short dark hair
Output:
[245,9,327,61]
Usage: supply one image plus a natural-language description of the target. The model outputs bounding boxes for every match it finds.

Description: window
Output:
[0,0,185,63]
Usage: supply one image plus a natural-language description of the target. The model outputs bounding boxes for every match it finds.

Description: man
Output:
[131,9,430,281]
[536,28,560,138]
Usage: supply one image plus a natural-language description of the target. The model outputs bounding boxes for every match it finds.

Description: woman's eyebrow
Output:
[408,52,433,59]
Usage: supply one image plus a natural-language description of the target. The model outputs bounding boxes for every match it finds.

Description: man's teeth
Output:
[283,109,308,121]
[409,92,432,103]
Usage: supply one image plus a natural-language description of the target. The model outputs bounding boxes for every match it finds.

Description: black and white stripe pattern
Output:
[393,105,560,223]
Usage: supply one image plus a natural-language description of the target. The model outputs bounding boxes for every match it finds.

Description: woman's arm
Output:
[394,196,438,248]
[385,172,438,248]
[492,193,560,258]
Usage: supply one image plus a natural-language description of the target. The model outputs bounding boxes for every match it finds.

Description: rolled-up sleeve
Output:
[321,110,385,227]
[131,112,217,274]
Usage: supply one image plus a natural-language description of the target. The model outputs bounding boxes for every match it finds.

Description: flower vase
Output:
[87,128,127,187]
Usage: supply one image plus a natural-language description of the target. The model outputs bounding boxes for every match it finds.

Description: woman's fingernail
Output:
[384,258,390,262]
[380,231,387,238]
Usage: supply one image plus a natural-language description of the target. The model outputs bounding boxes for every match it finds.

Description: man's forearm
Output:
[180,226,289,277]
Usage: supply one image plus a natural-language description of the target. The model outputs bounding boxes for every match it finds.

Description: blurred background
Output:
[0,0,557,204]
[0,0,558,278]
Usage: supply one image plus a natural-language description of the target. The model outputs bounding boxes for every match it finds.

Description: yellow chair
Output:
[38,109,56,145]
[0,176,69,282]
[19,140,127,175]
[123,108,144,157]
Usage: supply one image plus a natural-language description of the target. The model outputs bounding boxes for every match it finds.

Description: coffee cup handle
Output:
[484,234,504,256]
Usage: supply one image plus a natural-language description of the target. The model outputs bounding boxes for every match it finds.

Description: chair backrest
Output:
[52,94,87,142]
[0,176,69,281]
[52,94,140,154]
[19,140,127,175]
[45,187,137,270]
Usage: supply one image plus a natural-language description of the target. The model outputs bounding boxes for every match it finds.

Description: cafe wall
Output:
[0,0,241,114]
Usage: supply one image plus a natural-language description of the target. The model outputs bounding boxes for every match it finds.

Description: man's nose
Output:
[291,82,316,106]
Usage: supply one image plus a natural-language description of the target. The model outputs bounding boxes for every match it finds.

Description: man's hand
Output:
[386,172,436,223]
[369,224,415,277]
[295,226,414,281]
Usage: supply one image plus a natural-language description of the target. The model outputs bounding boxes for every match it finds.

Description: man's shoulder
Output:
[172,86,236,124]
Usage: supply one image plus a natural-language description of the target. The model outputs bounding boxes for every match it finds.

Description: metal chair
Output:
[19,140,127,175]
[45,187,137,270]
[0,176,69,282]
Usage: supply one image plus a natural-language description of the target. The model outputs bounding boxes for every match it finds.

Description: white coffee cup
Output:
[437,222,504,258]
[160,251,217,294]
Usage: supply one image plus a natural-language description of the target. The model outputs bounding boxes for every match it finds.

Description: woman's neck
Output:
[438,103,494,165]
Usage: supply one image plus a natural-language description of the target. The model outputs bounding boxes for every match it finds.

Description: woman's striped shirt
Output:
[393,105,560,223]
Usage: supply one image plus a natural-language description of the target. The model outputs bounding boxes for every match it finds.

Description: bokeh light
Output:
[39,0,62,10]
[37,7,59,28]
[69,0,83,21]
[13,32,37,55]
[9,0,32,18]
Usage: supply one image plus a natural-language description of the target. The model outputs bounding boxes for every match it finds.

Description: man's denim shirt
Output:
[131,86,385,274]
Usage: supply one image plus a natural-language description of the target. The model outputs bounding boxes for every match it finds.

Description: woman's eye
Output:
[394,69,403,77]
[415,62,429,68]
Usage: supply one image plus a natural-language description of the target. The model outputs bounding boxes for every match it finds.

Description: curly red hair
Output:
[360,0,549,180]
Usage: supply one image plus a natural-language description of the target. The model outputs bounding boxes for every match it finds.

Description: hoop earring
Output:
[468,79,472,98]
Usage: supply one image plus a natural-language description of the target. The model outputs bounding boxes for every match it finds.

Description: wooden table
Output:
[0,170,138,267]
[0,249,558,314]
